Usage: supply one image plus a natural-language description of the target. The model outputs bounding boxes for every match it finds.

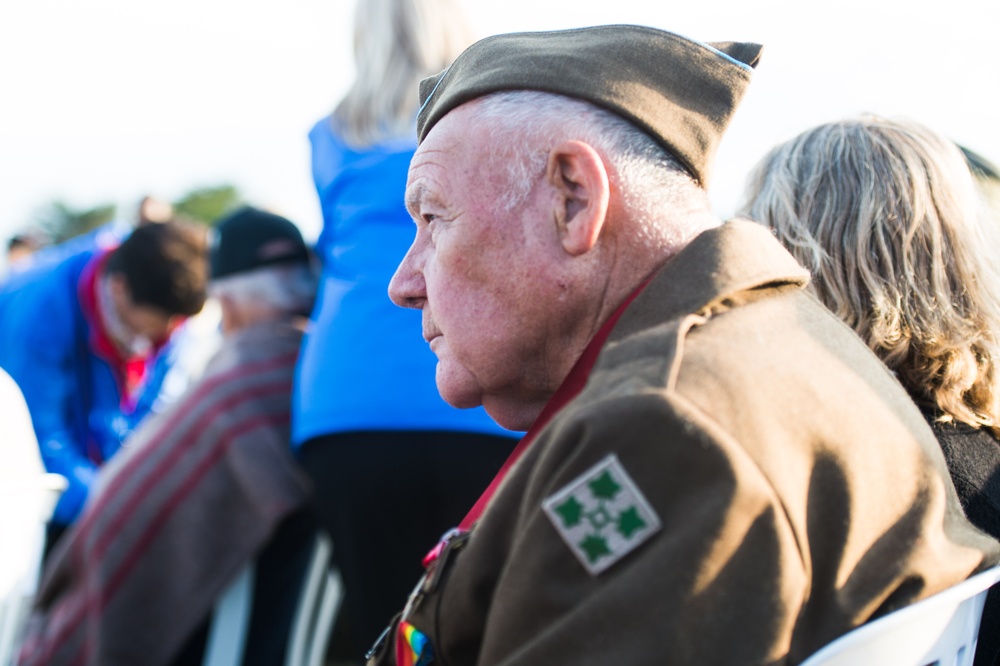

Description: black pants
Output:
[299,430,517,661]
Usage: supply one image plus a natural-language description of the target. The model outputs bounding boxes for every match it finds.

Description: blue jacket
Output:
[0,243,173,524]
[293,117,517,444]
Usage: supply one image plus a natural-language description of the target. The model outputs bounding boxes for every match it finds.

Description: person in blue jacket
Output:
[293,0,519,658]
[0,219,208,537]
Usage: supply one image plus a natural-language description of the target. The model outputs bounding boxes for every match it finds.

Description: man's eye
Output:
[423,214,439,224]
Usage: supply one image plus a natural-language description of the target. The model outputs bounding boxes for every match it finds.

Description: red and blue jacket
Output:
[0,241,175,525]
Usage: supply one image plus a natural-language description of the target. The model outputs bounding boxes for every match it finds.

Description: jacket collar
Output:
[608,219,810,344]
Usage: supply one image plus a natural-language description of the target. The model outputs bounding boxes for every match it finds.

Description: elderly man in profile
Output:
[19,207,318,666]
[367,25,1000,665]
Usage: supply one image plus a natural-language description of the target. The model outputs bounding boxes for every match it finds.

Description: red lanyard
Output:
[422,280,649,569]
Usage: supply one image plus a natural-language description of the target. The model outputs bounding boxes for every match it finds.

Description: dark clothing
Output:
[929,418,1000,538]
[18,322,312,666]
[299,431,516,660]
[368,220,999,666]
[926,415,1000,666]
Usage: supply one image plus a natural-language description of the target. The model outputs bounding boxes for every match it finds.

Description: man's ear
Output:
[547,140,610,256]
[217,294,239,335]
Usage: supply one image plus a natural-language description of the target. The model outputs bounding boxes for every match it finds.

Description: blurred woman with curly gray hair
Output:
[742,116,1000,665]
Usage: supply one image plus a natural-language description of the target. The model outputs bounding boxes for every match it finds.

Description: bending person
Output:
[742,115,1000,666]
[0,220,207,535]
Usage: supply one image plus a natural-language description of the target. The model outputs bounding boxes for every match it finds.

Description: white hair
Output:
[471,91,714,254]
[209,263,317,315]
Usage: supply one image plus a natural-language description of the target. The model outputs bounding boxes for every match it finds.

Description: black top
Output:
[925,412,1000,666]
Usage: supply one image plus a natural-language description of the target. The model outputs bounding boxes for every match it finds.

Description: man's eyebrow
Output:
[405,184,446,218]
[404,184,425,216]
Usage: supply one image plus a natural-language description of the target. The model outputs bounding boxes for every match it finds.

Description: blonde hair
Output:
[333,0,474,147]
[741,116,1000,434]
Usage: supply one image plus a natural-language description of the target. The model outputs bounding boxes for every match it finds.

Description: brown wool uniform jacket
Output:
[370,220,1000,666]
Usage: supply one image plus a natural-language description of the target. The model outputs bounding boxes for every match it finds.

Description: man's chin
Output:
[436,386,484,411]
[435,371,485,411]
[434,371,533,431]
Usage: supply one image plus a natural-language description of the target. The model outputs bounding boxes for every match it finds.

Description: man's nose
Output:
[388,241,426,309]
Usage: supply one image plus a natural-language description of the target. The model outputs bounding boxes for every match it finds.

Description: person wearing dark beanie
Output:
[19,206,320,666]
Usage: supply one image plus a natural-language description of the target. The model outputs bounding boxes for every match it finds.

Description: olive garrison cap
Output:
[416,25,762,188]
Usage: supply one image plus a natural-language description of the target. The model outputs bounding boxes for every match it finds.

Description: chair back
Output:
[285,533,342,666]
[800,565,1000,666]
[203,532,342,666]
[0,473,67,666]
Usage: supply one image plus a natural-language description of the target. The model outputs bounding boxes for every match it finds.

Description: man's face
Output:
[108,274,179,354]
[389,104,569,429]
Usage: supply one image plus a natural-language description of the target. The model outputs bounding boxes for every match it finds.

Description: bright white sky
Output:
[1,0,998,247]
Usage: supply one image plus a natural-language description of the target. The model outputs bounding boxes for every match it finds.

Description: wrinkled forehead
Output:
[411,100,482,162]
[405,103,487,202]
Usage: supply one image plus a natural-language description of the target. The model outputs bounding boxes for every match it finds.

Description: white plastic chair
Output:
[284,533,342,666]
[0,473,67,666]
[203,563,255,666]
[203,532,342,666]
[800,565,1000,666]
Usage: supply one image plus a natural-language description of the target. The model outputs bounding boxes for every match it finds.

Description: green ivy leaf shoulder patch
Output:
[542,453,662,575]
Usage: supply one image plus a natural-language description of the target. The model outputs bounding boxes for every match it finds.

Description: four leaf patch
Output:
[542,453,661,575]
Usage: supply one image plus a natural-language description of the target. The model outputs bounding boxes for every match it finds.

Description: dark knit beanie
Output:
[210,207,311,280]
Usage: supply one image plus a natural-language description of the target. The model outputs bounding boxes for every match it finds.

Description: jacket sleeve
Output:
[474,391,807,666]
[6,288,97,525]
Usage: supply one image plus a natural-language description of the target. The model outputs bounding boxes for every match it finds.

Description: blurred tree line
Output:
[32,184,243,244]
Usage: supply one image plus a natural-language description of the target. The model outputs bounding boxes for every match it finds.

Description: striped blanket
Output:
[18,321,313,666]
